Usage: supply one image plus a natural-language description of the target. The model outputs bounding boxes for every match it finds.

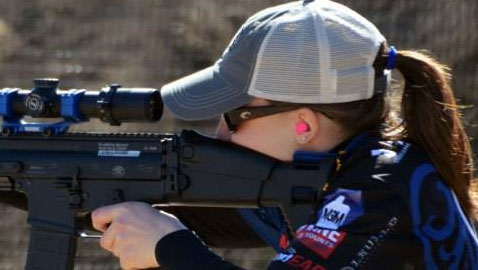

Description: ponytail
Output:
[392,50,477,220]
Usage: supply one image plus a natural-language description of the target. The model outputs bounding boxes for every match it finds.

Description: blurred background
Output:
[0,0,476,269]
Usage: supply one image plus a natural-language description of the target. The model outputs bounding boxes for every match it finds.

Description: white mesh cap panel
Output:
[248,0,386,104]
[324,1,385,101]
[248,8,328,103]
[325,19,375,100]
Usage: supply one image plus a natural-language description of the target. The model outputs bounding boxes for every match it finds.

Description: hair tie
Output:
[386,46,397,70]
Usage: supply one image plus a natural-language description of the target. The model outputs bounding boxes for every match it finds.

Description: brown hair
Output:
[308,46,477,220]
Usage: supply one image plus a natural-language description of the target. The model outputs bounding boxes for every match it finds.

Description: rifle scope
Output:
[0,78,162,124]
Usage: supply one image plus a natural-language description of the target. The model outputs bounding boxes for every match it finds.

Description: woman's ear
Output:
[293,108,319,145]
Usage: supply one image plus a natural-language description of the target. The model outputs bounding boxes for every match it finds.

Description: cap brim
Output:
[161,65,252,120]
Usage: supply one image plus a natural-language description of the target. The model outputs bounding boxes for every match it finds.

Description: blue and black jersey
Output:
[157,134,478,270]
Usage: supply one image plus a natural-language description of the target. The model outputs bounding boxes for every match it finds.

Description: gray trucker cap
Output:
[161,0,386,120]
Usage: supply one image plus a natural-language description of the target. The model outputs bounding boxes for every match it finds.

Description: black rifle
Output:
[0,79,333,270]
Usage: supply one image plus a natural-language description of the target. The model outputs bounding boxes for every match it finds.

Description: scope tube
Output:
[77,88,163,123]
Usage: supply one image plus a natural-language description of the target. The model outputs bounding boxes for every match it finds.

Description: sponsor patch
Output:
[296,225,347,258]
[316,189,363,230]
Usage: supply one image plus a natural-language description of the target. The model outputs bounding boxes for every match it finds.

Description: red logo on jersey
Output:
[287,254,326,270]
[296,225,346,258]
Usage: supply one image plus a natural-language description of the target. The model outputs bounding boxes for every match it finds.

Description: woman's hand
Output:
[92,202,187,270]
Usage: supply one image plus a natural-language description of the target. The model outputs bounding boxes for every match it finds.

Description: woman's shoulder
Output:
[339,137,476,226]
[335,137,456,209]
[329,137,478,268]
[338,137,434,187]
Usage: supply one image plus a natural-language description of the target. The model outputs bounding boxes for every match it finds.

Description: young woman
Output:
[92,0,478,269]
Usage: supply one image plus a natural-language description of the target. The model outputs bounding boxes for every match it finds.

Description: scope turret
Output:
[24,78,60,117]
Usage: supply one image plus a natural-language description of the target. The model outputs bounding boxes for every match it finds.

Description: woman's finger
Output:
[92,204,124,232]
[100,224,116,253]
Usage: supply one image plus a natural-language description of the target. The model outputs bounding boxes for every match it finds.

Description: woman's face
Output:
[215,98,348,160]
[215,99,298,161]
